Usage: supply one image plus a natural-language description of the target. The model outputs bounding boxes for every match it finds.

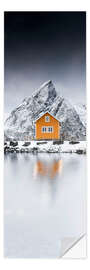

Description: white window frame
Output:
[42,126,53,133]
[42,126,47,133]
[45,115,50,122]
[47,126,53,133]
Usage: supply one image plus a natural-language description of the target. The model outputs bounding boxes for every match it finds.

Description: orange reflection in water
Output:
[34,159,63,179]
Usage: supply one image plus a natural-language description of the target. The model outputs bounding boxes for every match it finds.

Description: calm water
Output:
[4,153,86,258]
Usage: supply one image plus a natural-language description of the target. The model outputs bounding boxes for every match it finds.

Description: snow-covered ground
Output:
[5,140,86,154]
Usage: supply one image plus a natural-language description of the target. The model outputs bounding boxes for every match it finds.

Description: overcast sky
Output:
[4,12,86,117]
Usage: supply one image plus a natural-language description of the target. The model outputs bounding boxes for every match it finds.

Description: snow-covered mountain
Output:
[74,104,86,128]
[4,80,86,141]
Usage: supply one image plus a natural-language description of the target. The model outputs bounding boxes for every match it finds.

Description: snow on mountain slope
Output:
[74,104,86,128]
[4,80,86,141]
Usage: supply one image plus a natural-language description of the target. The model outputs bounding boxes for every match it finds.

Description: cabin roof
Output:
[35,111,61,124]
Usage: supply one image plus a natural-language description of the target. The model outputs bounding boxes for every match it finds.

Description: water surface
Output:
[4,153,86,258]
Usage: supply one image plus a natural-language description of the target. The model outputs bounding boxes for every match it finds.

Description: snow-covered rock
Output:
[74,104,86,128]
[4,141,86,154]
[4,80,86,141]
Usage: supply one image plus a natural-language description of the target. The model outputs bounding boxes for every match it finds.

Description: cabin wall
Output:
[35,113,60,140]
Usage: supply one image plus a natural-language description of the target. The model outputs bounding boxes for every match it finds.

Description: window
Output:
[47,126,53,133]
[42,126,47,133]
[45,116,50,122]
[42,126,53,133]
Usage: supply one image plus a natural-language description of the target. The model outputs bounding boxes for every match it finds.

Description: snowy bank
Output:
[4,141,86,154]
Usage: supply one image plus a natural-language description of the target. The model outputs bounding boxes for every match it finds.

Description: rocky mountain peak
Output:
[32,80,57,106]
[4,80,86,141]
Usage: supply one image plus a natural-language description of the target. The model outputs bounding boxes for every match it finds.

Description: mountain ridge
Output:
[4,80,86,141]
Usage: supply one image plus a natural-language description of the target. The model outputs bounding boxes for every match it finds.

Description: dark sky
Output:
[4,12,86,117]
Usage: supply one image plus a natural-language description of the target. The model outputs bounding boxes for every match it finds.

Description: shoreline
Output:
[4,140,86,154]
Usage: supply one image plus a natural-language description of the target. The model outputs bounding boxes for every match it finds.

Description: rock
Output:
[53,140,64,145]
[20,149,25,153]
[10,141,18,147]
[22,142,31,147]
[31,147,38,153]
[25,148,30,153]
[4,146,9,153]
[4,142,7,146]
[69,141,80,144]
[37,141,47,145]
[76,149,84,154]
[15,148,20,153]
[10,147,15,153]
